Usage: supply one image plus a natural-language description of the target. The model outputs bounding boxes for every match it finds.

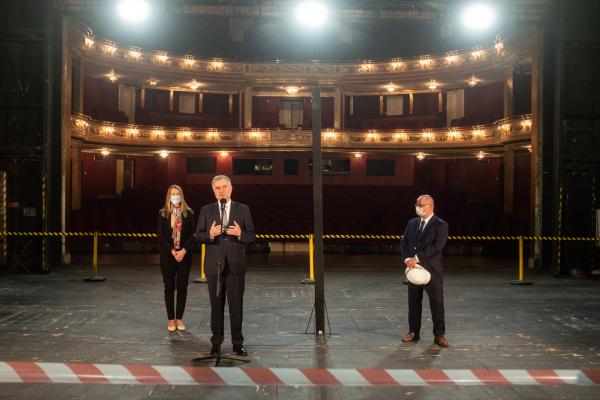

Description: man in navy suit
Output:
[400,194,449,347]
[195,175,255,356]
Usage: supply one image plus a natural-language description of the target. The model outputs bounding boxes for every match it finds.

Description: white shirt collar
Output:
[421,213,434,225]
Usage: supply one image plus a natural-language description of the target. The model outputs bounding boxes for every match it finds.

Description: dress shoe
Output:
[167,321,176,332]
[210,345,220,356]
[434,335,449,347]
[232,345,248,356]
[175,320,186,331]
[402,332,420,342]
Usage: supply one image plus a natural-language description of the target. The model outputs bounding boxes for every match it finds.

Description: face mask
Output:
[171,195,181,206]
[415,206,425,217]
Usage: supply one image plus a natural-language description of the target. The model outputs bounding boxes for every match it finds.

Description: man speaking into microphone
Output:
[195,175,255,356]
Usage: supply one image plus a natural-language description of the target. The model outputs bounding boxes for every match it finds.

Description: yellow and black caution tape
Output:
[0,232,599,241]
[256,234,310,239]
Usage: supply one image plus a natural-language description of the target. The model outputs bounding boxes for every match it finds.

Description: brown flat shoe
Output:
[402,332,420,342]
[434,335,449,347]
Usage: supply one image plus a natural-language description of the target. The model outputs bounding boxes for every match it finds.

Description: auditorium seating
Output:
[73,185,525,240]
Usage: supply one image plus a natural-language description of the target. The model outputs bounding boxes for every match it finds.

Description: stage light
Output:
[461,4,496,31]
[295,2,329,28]
[117,0,150,24]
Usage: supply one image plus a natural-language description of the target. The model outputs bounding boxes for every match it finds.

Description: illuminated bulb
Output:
[471,49,485,60]
[393,130,409,141]
[127,128,139,137]
[156,53,168,63]
[494,38,504,53]
[467,76,479,87]
[179,130,192,140]
[102,126,114,136]
[207,129,220,140]
[422,130,434,141]
[447,130,462,140]
[153,129,164,139]
[184,57,196,68]
[445,54,459,64]
[108,70,118,82]
[285,86,300,95]
[220,151,228,157]
[104,44,117,55]
[189,79,201,90]
[521,119,532,130]
[427,80,439,91]
[100,148,110,156]
[148,79,158,86]
[416,152,426,161]
[84,36,94,48]
[476,151,486,160]
[323,130,337,140]
[359,61,376,73]
[75,119,88,129]
[159,150,169,159]
[419,58,433,68]
[366,132,379,141]
[386,83,396,92]
[128,49,141,60]
[354,152,363,158]
[527,145,532,153]
[472,129,484,139]
[390,60,404,70]
[210,58,224,71]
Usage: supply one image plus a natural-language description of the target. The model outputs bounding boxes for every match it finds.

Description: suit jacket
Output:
[157,210,196,266]
[194,201,256,274]
[400,214,448,277]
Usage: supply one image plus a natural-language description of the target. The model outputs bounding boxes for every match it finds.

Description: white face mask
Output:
[415,206,425,217]
[171,195,181,206]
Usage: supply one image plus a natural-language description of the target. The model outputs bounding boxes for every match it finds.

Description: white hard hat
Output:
[405,264,431,285]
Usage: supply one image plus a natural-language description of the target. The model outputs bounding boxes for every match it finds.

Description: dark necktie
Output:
[419,219,425,233]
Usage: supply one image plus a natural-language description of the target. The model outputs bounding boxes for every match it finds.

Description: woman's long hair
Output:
[160,184,193,218]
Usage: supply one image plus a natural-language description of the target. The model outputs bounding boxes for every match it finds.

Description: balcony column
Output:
[244,87,253,129]
[333,88,342,130]
[504,145,515,214]
[504,69,514,118]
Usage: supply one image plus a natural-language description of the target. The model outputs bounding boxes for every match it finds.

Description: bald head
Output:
[416,195,435,218]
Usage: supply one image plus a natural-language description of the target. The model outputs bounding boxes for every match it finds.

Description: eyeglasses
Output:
[416,203,432,207]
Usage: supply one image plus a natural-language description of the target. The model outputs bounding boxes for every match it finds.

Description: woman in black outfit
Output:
[157,184,195,332]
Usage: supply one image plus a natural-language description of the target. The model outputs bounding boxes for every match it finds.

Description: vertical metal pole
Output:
[311,86,325,335]
[194,244,208,283]
[84,231,105,282]
[302,234,315,284]
[511,236,532,285]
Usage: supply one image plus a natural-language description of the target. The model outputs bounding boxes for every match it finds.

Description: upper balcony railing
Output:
[71,21,512,81]
[71,114,532,152]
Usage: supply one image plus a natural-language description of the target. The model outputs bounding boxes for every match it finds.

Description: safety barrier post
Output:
[193,244,207,283]
[84,231,106,282]
[510,235,532,285]
[302,234,315,284]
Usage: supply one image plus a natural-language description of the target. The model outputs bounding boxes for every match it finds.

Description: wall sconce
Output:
[207,128,220,140]
[386,83,397,92]
[189,79,201,91]
[427,79,439,91]
[102,126,115,136]
[467,76,479,87]
[422,130,434,141]
[393,130,409,142]
[159,150,169,159]
[521,119,532,130]
[476,151,486,160]
[419,57,433,68]
[285,86,300,95]
[220,151,229,157]
[389,59,405,71]
[100,148,110,156]
[107,70,118,82]
[471,129,485,139]
[152,129,165,139]
[416,152,426,161]
[447,130,462,141]
[354,152,363,158]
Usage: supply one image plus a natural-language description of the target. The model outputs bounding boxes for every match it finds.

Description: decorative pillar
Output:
[333,88,342,130]
[504,70,514,118]
[504,146,515,214]
[244,87,253,129]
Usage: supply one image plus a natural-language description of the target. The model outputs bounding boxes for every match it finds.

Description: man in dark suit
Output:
[195,175,255,356]
[400,194,449,347]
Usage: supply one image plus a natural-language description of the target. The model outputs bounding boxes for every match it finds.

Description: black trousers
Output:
[159,257,192,320]
[408,276,445,336]
[207,260,245,347]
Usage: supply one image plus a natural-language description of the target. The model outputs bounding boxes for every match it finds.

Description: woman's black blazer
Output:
[157,210,196,266]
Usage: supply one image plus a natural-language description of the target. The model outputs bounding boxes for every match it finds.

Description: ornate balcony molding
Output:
[71,114,532,153]
[71,20,516,86]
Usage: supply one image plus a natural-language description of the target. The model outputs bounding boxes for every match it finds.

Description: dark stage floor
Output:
[0,253,599,399]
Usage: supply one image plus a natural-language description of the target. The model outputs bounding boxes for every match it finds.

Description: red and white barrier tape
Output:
[1,362,598,386]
